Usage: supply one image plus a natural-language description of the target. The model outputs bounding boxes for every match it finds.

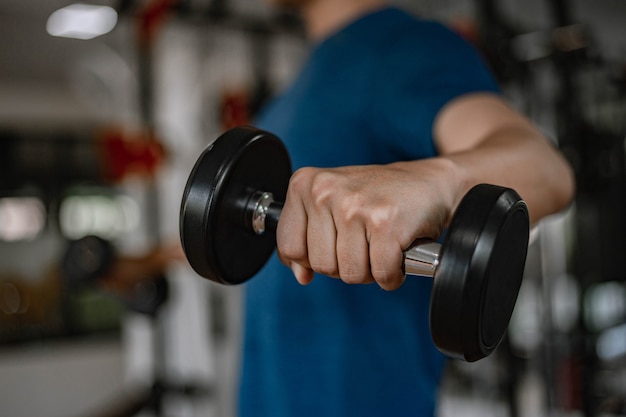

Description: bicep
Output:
[433,92,541,155]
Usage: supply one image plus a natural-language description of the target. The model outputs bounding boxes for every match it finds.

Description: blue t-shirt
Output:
[239,7,498,417]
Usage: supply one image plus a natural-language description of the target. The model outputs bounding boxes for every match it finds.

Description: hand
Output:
[275,159,460,290]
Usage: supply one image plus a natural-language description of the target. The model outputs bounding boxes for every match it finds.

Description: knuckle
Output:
[289,168,340,209]
[368,205,399,232]
[336,193,365,223]
[309,171,338,207]
[288,167,315,194]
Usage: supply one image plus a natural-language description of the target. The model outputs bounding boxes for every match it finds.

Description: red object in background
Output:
[137,0,178,45]
[99,129,167,183]
[220,89,251,130]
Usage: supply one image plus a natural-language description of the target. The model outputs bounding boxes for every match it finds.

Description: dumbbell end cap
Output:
[430,184,529,362]
[179,126,291,284]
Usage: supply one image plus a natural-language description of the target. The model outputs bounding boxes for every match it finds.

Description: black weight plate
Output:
[180,126,291,284]
[62,235,115,285]
[125,275,169,316]
[430,184,529,362]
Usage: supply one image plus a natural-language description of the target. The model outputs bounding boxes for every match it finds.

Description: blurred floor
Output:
[0,338,125,417]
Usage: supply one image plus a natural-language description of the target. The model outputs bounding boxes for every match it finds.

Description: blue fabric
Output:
[239,7,499,417]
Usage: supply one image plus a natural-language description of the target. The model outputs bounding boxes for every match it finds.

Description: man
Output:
[239,1,575,416]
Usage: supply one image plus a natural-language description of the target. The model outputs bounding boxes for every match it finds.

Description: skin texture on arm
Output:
[275,93,575,290]
[433,93,575,224]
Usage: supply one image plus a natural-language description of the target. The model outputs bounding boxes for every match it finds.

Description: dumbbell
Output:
[180,126,530,362]
[62,235,169,316]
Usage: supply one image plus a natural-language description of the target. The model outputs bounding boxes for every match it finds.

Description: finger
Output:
[306,206,339,278]
[291,262,315,285]
[277,203,316,285]
[276,184,311,270]
[369,237,405,291]
[336,219,374,285]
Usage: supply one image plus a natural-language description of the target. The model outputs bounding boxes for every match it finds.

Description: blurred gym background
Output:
[0,0,624,416]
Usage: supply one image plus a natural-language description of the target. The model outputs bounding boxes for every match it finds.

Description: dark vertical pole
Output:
[248,25,272,119]
[135,3,177,415]
[137,3,162,247]
[545,1,600,416]
[547,0,581,148]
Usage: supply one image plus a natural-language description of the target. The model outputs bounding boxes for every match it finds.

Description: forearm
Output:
[432,93,575,224]
[440,125,575,224]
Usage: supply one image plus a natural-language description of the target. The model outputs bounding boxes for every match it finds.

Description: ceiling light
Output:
[0,197,46,242]
[47,3,118,40]
[59,193,140,239]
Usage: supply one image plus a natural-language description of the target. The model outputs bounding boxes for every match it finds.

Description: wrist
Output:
[438,156,471,222]
[391,156,469,226]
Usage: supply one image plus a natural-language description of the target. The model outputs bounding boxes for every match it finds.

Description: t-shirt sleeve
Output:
[367,20,500,159]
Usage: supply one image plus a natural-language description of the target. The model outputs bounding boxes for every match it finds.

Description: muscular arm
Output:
[276,93,575,290]
[433,93,575,225]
